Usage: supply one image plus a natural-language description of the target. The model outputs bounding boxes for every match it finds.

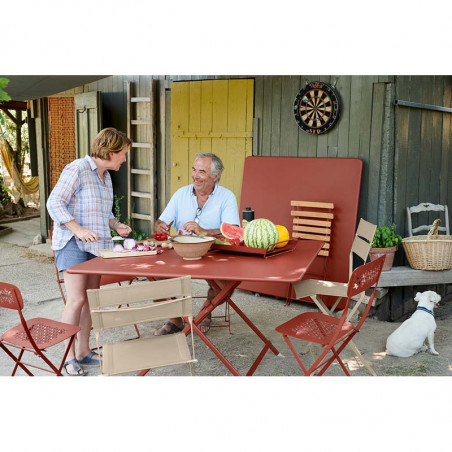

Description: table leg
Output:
[183,279,279,376]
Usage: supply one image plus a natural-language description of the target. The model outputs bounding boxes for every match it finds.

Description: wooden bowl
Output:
[170,235,216,260]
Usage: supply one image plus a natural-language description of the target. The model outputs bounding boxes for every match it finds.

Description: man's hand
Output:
[183,221,203,235]
[155,219,171,235]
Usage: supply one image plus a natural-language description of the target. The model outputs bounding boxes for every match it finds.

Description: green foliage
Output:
[0,78,11,101]
[0,175,12,205]
[110,194,125,237]
[111,194,146,240]
[113,194,124,220]
[372,225,403,249]
[130,228,146,241]
[0,110,6,134]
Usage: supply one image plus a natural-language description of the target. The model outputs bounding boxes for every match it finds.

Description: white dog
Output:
[386,290,441,357]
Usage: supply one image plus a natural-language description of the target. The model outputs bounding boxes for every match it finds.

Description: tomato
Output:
[153,233,168,241]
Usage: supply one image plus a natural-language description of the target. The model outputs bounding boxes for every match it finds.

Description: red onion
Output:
[123,239,137,250]
[113,243,125,252]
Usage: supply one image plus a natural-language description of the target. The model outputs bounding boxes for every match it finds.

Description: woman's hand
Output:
[115,222,132,238]
[75,227,98,243]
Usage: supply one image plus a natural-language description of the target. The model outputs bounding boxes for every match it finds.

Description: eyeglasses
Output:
[194,207,202,224]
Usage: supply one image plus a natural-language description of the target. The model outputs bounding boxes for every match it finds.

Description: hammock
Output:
[0,136,39,194]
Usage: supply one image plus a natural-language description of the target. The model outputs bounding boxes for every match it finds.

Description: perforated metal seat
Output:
[0,282,80,376]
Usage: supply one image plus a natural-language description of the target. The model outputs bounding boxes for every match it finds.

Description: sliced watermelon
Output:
[220,222,244,240]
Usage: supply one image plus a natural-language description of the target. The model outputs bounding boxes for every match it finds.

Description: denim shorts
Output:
[54,236,97,272]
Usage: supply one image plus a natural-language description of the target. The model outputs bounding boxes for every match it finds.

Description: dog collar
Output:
[416,306,433,316]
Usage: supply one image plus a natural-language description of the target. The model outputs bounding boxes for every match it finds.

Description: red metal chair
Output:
[275,256,385,376]
[0,281,80,376]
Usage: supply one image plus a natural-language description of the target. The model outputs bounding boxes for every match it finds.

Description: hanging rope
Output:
[0,136,39,194]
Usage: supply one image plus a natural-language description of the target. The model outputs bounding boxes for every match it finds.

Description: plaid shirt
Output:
[47,155,115,255]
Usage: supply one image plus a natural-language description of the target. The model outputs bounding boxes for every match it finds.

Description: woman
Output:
[47,128,132,376]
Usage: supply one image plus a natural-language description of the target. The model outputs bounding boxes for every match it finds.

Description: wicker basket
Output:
[402,219,452,271]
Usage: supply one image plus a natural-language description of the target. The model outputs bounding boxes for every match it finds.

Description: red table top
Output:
[67,240,322,283]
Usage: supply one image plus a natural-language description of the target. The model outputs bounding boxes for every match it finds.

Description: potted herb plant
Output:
[369,225,403,271]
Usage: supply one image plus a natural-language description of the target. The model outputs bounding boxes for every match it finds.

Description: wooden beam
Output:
[1,108,17,123]
[0,100,27,111]
[0,108,26,126]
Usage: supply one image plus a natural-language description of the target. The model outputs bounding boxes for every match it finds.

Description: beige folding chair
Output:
[292,218,377,375]
[291,200,334,258]
[87,276,196,376]
[406,202,450,236]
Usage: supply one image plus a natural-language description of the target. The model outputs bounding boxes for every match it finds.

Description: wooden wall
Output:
[394,75,452,241]
[253,76,396,228]
[49,75,452,237]
[385,75,452,321]
[166,75,396,226]
[167,75,451,235]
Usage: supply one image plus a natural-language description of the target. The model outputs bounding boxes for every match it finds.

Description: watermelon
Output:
[220,223,244,240]
[243,218,279,251]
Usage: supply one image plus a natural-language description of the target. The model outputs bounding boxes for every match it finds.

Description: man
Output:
[154,152,240,335]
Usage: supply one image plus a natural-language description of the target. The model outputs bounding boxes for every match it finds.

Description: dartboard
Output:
[294,81,341,134]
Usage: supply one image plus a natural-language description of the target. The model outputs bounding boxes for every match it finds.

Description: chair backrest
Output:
[0,282,24,311]
[346,256,385,329]
[291,200,334,257]
[406,203,450,236]
[349,218,377,277]
[0,282,38,350]
[317,256,385,357]
[86,276,195,375]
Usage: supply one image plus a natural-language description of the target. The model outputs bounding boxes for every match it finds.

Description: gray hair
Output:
[195,152,224,183]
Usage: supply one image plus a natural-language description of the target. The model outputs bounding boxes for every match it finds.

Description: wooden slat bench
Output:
[377,266,452,287]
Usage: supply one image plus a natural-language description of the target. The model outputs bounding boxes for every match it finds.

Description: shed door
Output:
[74,91,102,158]
[170,79,254,205]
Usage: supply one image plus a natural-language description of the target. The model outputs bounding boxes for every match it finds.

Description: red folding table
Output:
[67,240,322,376]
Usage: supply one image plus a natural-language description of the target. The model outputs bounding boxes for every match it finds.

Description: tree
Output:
[0,78,11,101]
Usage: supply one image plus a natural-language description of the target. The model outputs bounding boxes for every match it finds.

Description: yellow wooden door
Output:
[170,79,254,205]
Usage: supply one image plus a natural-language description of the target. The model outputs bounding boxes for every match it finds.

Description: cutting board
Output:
[99,249,158,259]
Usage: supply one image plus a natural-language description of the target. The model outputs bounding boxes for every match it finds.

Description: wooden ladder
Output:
[126,80,157,235]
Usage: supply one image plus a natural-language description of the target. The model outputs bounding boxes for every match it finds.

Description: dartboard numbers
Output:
[294,82,341,135]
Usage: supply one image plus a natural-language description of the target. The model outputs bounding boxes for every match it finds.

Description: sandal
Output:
[63,358,87,376]
[154,320,184,336]
[199,313,212,334]
[78,351,100,366]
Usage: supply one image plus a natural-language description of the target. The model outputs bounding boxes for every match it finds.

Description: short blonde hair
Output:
[90,128,132,160]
